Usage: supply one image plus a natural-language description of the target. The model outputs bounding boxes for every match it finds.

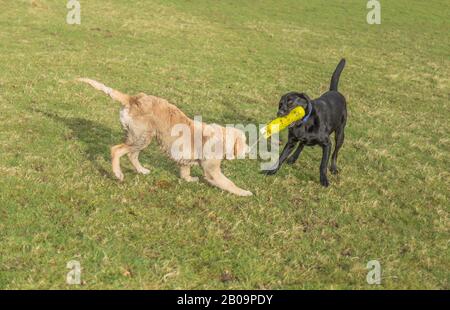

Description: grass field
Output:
[0,0,448,289]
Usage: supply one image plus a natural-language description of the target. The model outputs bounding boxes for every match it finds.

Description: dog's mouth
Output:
[288,122,298,129]
[277,110,289,117]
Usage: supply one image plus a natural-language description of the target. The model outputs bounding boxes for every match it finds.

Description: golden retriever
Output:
[77,78,252,196]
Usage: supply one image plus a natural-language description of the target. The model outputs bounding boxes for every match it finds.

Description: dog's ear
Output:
[296,93,311,103]
[202,124,216,137]
[222,127,245,160]
[233,130,247,159]
[203,124,224,159]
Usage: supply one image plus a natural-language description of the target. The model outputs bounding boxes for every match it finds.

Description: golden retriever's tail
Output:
[77,78,130,106]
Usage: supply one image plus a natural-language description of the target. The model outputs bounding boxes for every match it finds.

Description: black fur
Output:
[263,59,347,187]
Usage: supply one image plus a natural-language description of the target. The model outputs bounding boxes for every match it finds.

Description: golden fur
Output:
[77,78,252,196]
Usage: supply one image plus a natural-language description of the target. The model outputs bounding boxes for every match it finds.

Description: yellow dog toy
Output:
[260,106,306,139]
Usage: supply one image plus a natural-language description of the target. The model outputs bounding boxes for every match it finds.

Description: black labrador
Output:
[263,59,347,187]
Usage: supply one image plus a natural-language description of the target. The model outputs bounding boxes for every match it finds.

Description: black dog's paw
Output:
[330,166,339,175]
[262,169,278,176]
[320,177,330,187]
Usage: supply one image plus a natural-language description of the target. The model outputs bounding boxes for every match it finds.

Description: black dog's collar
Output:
[293,98,313,125]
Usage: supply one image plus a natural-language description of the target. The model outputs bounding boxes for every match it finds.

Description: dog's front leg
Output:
[320,141,331,187]
[286,143,305,165]
[201,160,252,196]
[205,172,253,197]
[180,165,199,182]
[263,141,297,175]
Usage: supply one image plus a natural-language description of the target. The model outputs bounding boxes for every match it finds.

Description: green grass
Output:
[0,0,449,289]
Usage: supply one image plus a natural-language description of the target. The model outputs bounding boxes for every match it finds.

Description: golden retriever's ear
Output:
[233,131,247,159]
[202,124,224,159]
[202,124,216,137]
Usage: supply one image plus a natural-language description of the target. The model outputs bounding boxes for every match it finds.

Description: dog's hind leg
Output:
[111,144,131,181]
[330,128,344,175]
[180,165,199,182]
[286,143,305,165]
[201,160,252,196]
[320,140,332,187]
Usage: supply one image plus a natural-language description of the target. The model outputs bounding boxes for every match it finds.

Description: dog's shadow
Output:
[35,109,178,179]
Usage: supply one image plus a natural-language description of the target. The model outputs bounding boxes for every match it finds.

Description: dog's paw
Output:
[137,167,151,175]
[262,169,278,176]
[330,166,339,175]
[239,190,253,197]
[114,171,124,182]
[184,176,199,182]
[320,177,329,187]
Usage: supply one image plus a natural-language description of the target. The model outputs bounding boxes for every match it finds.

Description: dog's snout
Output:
[277,110,287,117]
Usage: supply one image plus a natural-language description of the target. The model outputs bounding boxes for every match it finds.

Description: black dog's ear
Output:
[282,95,291,107]
[297,93,311,103]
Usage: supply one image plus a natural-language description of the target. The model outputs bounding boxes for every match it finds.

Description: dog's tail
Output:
[76,78,130,106]
[329,59,346,92]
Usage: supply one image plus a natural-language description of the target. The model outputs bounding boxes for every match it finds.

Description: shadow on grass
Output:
[34,109,179,179]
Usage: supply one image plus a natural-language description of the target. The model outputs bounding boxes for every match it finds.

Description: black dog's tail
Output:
[329,59,346,92]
